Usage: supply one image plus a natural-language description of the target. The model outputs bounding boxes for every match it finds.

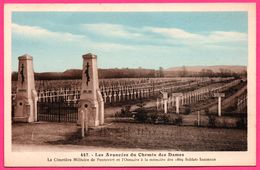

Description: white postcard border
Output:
[4,3,256,167]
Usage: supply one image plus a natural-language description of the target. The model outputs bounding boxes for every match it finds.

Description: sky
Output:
[11,12,248,72]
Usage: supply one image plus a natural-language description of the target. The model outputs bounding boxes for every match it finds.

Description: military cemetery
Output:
[9,10,250,153]
[11,52,248,151]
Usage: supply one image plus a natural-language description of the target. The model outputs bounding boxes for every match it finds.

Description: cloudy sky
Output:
[12,12,248,72]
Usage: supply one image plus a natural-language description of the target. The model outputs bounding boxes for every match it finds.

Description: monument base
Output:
[89,120,99,127]
[13,99,37,123]
[76,120,100,127]
[77,98,103,127]
[77,111,100,127]
[13,116,33,123]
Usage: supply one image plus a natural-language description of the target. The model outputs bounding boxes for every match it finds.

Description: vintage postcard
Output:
[4,3,256,167]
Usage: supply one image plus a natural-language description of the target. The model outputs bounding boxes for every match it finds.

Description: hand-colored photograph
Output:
[4,3,256,167]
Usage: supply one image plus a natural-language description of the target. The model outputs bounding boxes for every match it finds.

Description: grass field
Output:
[12,122,247,151]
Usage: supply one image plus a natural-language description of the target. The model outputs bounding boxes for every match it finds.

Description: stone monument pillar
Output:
[78,53,104,127]
[14,54,38,122]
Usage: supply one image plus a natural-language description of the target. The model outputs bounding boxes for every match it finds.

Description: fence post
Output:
[58,101,61,122]
[197,111,200,126]
[81,109,85,138]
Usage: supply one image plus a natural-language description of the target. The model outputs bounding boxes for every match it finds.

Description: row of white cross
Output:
[11,77,237,105]
[37,89,80,103]
[157,79,241,114]
[33,78,188,91]
[99,77,233,93]
[12,77,235,93]
[99,77,212,86]
[100,78,235,103]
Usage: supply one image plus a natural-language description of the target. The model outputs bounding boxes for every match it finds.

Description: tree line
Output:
[11,67,246,81]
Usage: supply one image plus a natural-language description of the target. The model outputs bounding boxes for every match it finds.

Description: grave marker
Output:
[172,93,183,114]
[214,93,225,116]
[160,91,168,113]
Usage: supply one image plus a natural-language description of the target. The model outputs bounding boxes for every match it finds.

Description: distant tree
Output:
[241,69,247,78]
[180,65,187,77]
[159,67,164,77]
[98,68,157,79]
[201,69,214,77]
[219,68,232,77]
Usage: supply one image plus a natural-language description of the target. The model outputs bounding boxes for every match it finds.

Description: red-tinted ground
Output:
[12,122,247,151]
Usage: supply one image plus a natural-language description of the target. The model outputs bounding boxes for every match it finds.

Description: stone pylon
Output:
[13,54,38,122]
[78,53,104,127]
